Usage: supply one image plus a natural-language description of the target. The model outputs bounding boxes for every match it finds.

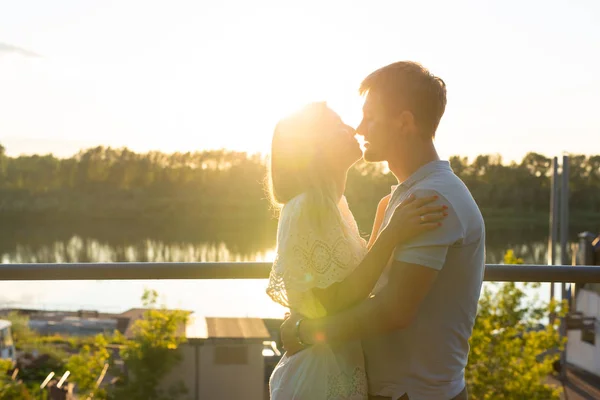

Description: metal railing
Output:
[1,262,600,282]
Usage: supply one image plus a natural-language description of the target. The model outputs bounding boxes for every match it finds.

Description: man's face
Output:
[356,92,398,163]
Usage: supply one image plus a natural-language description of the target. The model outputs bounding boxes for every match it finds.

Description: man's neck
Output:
[387,141,440,184]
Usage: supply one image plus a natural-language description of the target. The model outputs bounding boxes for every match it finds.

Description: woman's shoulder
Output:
[282,192,334,213]
[285,192,310,207]
[280,192,340,227]
[280,192,310,216]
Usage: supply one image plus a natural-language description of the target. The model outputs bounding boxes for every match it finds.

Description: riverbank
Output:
[481,208,600,228]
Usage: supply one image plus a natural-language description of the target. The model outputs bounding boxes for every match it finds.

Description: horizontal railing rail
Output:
[0,263,599,282]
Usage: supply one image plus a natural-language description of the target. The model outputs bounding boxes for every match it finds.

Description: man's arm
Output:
[312,195,445,315]
[281,191,463,353]
[298,260,438,345]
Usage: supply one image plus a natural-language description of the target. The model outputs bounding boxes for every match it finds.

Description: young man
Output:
[281,61,485,400]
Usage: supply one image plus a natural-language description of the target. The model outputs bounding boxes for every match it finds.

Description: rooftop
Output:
[186,317,270,341]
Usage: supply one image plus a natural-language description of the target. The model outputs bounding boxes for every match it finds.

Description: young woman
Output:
[266,102,446,399]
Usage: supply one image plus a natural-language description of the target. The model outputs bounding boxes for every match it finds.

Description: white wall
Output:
[159,343,198,398]
[567,288,600,376]
[164,341,265,400]
[200,342,265,400]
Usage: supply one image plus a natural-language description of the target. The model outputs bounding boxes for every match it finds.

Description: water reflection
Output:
[0,231,572,265]
[1,236,276,264]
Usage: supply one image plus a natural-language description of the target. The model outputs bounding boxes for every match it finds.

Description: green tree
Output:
[0,359,46,400]
[16,344,68,384]
[466,250,567,399]
[109,289,189,400]
[2,144,600,228]
[4,312,35,348]
[66,334,111,399]
[0,143,6,179]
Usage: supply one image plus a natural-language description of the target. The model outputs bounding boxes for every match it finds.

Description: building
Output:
[0,308,130,337]
[261,318,284,386]
[567,283,600,376]
[162,316,271,400]
[567,234,600,378]
[0,307,192,338]
[0,319,15,362]
[0,307,282,398]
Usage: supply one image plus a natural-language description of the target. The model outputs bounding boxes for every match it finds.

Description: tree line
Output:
[1,144,599,229]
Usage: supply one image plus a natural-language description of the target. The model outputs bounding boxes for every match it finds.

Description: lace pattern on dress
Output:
[327,366,368,400]
[266,194,366,309]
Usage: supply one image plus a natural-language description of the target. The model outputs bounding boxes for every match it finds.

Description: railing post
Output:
[575,232,597,306]
[560,155,570,268]
[559,154,570,381]
[577,232,596,266]
[549,156,559,303]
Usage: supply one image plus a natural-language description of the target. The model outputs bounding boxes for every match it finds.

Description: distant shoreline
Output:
[480,208,600,229]
[1,208,599,230]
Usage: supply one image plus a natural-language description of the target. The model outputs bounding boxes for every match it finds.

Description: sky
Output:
[1,0,600,162]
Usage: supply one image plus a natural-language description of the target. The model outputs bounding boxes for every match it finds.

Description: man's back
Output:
[363,160,485,400]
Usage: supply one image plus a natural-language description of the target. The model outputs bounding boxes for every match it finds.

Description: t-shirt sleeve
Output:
[392,189,464,271]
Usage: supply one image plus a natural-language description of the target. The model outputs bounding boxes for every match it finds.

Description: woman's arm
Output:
[367,195,391,249]
[313,195,447,314]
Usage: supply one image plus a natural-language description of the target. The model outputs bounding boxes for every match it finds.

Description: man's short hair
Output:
[359,61,447,136]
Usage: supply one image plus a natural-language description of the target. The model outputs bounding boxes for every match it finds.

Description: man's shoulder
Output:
[415,171,483,231]
[414,171,472,204]
[421,168,464,188]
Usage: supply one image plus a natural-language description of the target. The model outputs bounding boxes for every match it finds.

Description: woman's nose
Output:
[355,121,366,136]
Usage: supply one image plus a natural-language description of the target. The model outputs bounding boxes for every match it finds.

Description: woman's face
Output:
[318,108,362,171]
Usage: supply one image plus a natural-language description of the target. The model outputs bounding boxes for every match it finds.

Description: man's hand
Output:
[280,311,306,356]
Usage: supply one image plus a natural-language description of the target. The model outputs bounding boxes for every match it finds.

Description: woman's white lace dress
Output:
[267,193,369,400]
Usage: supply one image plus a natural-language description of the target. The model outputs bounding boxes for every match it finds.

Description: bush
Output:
[66,334,110,399]
[108,289,189,400]
[466,250,567,399]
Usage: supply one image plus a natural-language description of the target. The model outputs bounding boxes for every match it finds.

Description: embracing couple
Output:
[266,61,485,400]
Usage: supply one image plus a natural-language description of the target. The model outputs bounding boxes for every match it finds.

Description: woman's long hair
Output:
[266,102,340,229]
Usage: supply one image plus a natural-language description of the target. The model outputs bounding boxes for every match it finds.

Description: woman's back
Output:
[267,193,369,400]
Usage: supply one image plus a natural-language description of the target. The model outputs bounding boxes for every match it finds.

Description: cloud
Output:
[0,42,41,58]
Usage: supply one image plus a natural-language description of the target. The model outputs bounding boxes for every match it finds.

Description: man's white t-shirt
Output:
[363,160,485,400]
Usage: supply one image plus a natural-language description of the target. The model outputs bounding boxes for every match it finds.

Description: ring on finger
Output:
[420,215,426,223]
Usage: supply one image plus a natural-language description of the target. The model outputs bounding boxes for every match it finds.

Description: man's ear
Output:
[390,110,415,132]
